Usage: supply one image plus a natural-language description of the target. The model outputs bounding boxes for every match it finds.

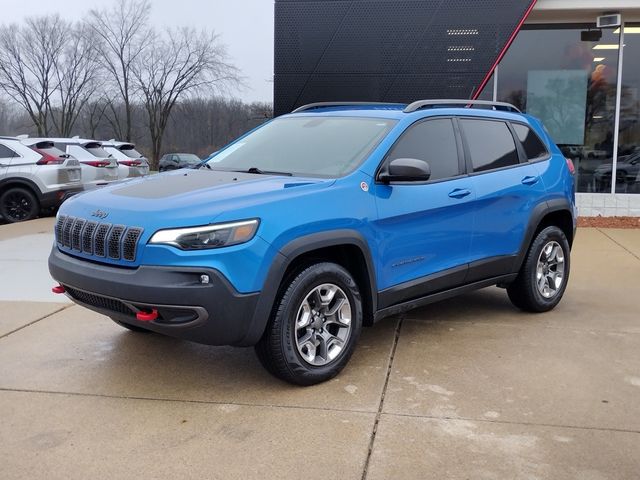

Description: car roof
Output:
[26,137,103,146]
[101,140,136,148]
[283,100,532,123]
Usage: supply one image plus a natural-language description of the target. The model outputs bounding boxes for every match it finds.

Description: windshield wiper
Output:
[234,167,293,176]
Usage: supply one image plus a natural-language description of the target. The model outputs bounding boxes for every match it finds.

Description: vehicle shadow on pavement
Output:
[403,287,528,325]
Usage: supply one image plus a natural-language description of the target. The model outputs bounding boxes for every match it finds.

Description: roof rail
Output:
[404,99,521,114]
[292,102,402,113]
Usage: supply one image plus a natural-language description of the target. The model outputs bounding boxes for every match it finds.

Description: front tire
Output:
[0,187,39,223]
[507,226,571,312]
[255,262,363,386]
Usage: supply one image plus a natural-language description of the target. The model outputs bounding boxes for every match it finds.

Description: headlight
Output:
[149,219,259,250]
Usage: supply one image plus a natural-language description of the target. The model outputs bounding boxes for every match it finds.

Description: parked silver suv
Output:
[0,137,82,222]
[41,138,120,188]
[101,140,150,178]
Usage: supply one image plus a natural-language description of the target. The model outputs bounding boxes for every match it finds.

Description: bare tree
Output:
[82,97,110,139]
[133,28,238,168]
[88,0,151,141]
[49,23,99,137]
[0,15,67,136]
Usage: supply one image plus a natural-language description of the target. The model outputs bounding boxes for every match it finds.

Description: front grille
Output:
[71,219,85,251]
[82,222,97,254]
[94,224,111,257]
[55,216,143,262]
[65,286,134,316]
[123,228,143,261]
[62,217,73,247]
[108,226,125,259]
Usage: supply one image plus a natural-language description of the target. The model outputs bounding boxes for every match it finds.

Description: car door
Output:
[0,143,18,180]
[459,118,547,282]
[372,117,475,308]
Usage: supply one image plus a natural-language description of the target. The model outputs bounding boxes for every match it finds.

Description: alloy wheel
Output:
[294,283,352,366]
[536,241,565,299]
[4,191,33,222]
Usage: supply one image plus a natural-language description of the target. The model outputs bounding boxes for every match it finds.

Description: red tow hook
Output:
[136,309,158,322]
[52,285,66,294]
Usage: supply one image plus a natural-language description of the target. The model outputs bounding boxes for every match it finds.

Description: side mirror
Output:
[378,158,431,183]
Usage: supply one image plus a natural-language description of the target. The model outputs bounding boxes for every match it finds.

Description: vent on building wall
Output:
[597,14,621,29]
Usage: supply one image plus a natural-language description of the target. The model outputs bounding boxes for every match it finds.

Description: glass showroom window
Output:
[494,25,621,193]
[615,24,640,194]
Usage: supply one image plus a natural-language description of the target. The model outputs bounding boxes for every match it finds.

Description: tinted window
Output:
[386,118,460,181]
[85,146,110,158]
[35,142,68,158]
[513,124,548,160]
[120,146,143,158]
[0,144,17,158]
[461,119,520,172]
[178,154,202,165]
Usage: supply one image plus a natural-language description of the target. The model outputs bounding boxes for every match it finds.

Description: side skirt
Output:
[373,273,518,322]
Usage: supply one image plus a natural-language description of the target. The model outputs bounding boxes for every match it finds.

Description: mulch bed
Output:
[578,217,640,229]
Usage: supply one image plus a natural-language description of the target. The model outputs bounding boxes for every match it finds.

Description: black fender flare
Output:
[237,229,377,346]
[513,198,575,273]
[0,177,43,201]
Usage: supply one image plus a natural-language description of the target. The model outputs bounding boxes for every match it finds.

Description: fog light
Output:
[200,274,210,284]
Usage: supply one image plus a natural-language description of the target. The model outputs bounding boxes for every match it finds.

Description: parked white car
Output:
[101,140,150,178]
[0,137,82,222]
[34,138,120,189]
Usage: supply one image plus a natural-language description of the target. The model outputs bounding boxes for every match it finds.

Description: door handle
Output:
[448,188,471,199]
[521,175,539,186]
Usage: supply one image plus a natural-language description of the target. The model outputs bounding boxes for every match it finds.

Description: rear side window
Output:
[512,123,549,160]
[386,118,460,181]
[0,144,17,158]
[461,119,520,173]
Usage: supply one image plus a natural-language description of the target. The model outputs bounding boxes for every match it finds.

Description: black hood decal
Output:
[111,170,262,199]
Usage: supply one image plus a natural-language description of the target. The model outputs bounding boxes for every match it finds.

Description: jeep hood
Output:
[61,169,334,228]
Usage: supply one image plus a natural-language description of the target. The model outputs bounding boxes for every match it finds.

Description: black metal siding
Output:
[274,0,535,115]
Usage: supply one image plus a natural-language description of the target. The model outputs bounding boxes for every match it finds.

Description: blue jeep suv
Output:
[49,100,577,385]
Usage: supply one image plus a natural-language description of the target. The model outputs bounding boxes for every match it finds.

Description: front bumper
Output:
[49,247,260,346]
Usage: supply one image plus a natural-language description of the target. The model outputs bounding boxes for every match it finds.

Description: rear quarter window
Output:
[513,123,549,160]
[0,144,18,158]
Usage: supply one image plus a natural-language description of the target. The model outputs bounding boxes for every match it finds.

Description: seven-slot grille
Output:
[55,215,143,262]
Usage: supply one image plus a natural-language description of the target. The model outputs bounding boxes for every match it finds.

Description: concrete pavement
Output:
[0,219,639,479]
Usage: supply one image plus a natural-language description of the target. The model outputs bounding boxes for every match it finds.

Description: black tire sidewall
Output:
[0,187,39,223]
[278,263,363,383]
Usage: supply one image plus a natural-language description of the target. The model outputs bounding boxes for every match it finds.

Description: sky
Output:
[4,0,275,104]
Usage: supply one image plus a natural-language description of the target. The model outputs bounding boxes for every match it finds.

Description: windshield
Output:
[178,154,202,165]
[206,116,397,177]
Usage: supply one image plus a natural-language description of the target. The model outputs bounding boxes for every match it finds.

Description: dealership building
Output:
[274,0,640,216]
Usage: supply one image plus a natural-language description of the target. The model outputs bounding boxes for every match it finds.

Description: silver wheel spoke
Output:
[535,240,566,299]
[294,283,352,367]
[324,296,345,316]
[297,302,312,328]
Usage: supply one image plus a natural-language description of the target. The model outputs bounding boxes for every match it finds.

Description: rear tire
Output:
[0,187,39,223]
[507,226,570,312]
[255,262,363,386]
